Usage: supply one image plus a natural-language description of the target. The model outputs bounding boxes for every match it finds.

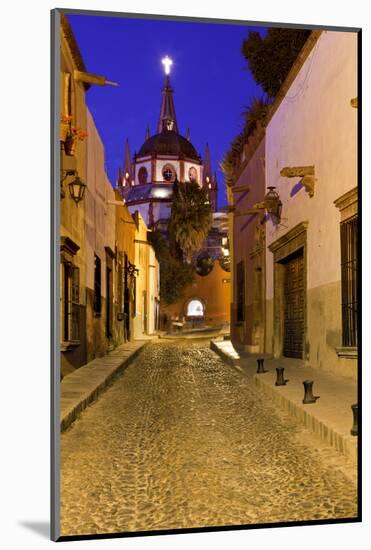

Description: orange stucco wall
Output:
[161,261,230,326]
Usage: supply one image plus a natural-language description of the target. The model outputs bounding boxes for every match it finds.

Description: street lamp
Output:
[61,169,86,205]
[264,186,282,223]
[68,175,87,205]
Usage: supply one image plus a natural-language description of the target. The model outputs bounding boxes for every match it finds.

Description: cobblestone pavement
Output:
[60,341,357,536]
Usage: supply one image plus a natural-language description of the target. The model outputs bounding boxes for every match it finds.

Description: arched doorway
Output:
[186,299,205,320]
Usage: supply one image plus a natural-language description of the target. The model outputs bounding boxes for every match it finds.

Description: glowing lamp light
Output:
[131,180,135,187]
[206,176,210,183]
[208,183,212,189]
[162,55,173,75]
[125,172,130,180]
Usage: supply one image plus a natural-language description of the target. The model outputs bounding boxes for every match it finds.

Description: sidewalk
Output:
[60,340,150,432]
[210,339,358,463]
[159,325,230,340]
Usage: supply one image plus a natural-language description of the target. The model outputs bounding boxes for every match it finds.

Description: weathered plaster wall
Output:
[265,31,357,378]
[85,109,116,361]
[231,138,266,351]
[60,31,88,376]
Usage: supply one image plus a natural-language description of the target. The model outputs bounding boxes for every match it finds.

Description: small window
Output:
[162,164,176,182]
[94,255,102,314]
[106,266,113,338]
[62,263,80,342]
[340,216,357,347]
[189,166,198,183]
[138,166,148,185]
[236,260,245,322]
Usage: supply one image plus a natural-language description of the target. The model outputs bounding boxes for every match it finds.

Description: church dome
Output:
[137,131,200,161]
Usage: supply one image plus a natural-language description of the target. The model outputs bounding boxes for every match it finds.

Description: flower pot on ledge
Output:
[64,134,77,156]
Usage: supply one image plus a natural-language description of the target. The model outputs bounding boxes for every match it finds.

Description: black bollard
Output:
[256,358,268,374]
[275,367,288,386]
[351,403,358,436]
[302,380,320,404]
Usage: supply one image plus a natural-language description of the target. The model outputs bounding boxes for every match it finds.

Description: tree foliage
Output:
[221,97,271,183]
[221,29,310,182]
[148,229,194,305]
[169,181,212,263]
[242,28,311,99]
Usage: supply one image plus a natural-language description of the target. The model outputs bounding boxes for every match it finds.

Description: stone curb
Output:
[210,340,357,464]
[60,341,149,432]
[253,374,357,463]
[210,339,239,367]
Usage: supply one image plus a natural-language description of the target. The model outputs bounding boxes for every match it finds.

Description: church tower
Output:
[119,56,220,227]
[203,143,218,212]
[117,138,133,192]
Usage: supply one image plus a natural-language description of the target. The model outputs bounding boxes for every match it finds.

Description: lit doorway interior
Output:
[186,299,204,318]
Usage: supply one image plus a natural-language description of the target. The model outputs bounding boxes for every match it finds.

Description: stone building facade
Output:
[59,15,90,376]
[59,16,159,378]
[230,30,358,380]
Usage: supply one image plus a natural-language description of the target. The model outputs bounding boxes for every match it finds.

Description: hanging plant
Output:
[60,113,72,142]
[64,125,88,157]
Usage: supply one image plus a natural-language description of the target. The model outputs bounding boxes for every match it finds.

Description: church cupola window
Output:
[138,166,148,185]
[164,118,175,131]
[162,164,176,182]
[189,166,198,183]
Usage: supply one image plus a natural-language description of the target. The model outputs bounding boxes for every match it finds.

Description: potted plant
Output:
[60,114,72,142]
[64,126,88,156]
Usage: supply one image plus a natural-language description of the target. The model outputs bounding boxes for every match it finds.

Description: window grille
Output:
[71,266,80,341]
[62,263,80,342]
[93,255,102,313]
[118,261,123,312]
[340,215,357,347]
[236,260,245,322]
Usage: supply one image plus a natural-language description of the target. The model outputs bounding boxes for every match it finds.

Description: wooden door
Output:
[283,251,304,358]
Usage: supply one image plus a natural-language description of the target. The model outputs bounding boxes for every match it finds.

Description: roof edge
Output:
[231,30,322,185]
[61,14,90,90]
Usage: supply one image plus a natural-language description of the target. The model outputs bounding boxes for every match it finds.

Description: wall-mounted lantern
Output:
[125,261,139,277]
[264,186,282,223]
[61,169,86,205]
[68,175,86,204]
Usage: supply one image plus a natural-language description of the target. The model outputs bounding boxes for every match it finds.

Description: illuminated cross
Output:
[162,56,173,75]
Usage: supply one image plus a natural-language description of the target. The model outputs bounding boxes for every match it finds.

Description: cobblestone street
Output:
[60,341,357,536]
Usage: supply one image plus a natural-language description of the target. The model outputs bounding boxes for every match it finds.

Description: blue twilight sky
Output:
[67,14,267,207]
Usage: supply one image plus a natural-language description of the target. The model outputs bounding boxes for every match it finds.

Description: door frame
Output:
[268,222,308,360]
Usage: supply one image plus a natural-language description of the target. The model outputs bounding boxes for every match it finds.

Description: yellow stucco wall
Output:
[133,213,160,338]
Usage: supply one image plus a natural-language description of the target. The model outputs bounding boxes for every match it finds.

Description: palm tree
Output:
[169,180,212,263]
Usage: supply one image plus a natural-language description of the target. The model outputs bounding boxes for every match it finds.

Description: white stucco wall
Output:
[265,30,357,300]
